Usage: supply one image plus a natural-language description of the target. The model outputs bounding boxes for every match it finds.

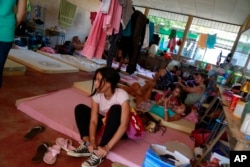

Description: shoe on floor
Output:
[23,125,45,140]
[43,145,61,165]
[32,142,49,163]
[67,142,90,157]
[56,137,75,152]
[81,150,103,167]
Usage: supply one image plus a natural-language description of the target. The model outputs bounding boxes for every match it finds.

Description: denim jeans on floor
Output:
[0,41,13,87]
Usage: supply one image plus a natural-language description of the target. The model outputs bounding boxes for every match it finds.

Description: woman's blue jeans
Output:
[0,41,13,87]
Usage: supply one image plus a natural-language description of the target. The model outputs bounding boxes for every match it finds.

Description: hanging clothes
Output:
[167,38,176,53]
[100,0,111,13]
[82,0,122,59]
[118,0,133,29]
[90,12,97,25]
[167,29,176,53]
[197,33,208,49]
[126,10,147,74]
[206,34,217,49]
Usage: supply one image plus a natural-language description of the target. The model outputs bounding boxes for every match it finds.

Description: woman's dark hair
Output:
[174,84,185,104]
[90,67,120,96]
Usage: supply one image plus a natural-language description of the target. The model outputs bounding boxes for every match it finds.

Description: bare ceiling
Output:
[133,0,250,25]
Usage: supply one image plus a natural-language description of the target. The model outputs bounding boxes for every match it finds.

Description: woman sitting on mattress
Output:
[178,70,207,106]
[67,67,130,167]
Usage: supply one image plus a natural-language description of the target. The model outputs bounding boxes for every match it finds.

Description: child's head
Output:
[172,85,183,97]
[91,67,120,95]
[172,103,192,116]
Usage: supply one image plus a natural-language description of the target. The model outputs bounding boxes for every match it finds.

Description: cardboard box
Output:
[142,144,190,167]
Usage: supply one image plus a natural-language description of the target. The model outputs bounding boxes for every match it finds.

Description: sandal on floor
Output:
[55,137,75,152]
[23,125,45,140]
[32,142,49,163]
[43,145,61,165]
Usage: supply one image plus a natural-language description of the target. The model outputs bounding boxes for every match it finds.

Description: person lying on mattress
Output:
[123,66,180,105]
[149,85,191,122]
[163,96,192,122]
[67,67,130,167]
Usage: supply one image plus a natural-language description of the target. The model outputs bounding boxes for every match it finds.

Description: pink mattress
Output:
[17,88,194,167]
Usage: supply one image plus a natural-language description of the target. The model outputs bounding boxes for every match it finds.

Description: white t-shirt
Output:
[92,88,129,116]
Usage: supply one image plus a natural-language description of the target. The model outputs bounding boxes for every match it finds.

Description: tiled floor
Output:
[0,67,113,167]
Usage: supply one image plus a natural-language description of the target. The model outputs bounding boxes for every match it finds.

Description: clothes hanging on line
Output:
[118,0,134,29]
[206,34,217,49]
[100,0,111,13]
[81,0,122,59]
[197,33,208,49]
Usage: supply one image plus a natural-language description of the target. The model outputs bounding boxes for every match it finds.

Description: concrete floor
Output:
[0,67,114,167]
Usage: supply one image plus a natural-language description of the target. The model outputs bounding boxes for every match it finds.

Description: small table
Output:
[45,29,65,46]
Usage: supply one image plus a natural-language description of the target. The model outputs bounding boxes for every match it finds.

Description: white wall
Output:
[30,0,100,45]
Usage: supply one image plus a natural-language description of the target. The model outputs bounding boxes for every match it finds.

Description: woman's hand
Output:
[156,96,164,105]
[178,77,182,84]
[88,143,96,153]
[159,69,166,76]
[96,145,109,157]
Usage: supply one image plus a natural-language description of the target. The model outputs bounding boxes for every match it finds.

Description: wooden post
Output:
[177,16,193,60]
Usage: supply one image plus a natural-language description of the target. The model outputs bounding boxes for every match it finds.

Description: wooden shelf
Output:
[218,85,250,150]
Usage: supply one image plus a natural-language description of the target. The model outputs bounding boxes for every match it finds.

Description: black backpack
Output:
[58,41,74,55]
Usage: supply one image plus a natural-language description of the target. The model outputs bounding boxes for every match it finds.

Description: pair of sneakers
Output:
[67,142,103,167]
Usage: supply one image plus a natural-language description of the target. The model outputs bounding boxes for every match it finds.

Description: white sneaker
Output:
[67,142,90,157]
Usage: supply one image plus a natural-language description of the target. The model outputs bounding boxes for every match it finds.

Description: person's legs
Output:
[75,104,104,140]
[99,105,123,146]
[68,104,104,157]
[140,80,156,100]
[0,41,13,88]
[122,82,141,96]
[81,105,124,167]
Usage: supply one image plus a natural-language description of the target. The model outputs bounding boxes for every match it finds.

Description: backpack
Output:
[126,108,145,140]
[57,41,74,55]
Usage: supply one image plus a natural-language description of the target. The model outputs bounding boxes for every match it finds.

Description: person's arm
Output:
[16,0,27,27]
[89,99,99,151]
[163,97,169,121]
[167,114,182,122]
[178,78,204,93]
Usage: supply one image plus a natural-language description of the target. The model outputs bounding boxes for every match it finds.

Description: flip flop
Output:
[55,137,75,152]
[32,142,49,163]
[24,125,45,140]
[43,145,61,165]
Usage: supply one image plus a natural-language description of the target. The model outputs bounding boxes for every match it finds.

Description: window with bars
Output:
[134,6,241,66]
